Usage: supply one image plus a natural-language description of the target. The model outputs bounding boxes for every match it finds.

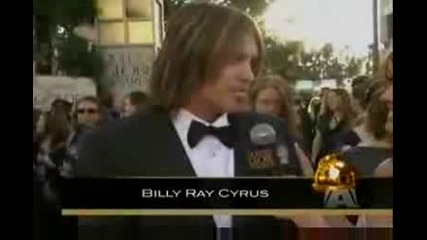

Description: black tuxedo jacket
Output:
[76,109,302,240]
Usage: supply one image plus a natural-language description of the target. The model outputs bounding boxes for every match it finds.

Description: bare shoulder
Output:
[374,158,393,177]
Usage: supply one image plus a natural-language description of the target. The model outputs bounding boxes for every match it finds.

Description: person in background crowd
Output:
[295,95,317,156]
[375,51,393,177]
[306,89,327,126]
[35,112,70,202]
[358,52,394,230]
[334,76,371,150]
[307,95,321,123]
[33,108,77,240]
[249,75,312,167]
[50,99,73,116]
[293,97,304,134]
[74,96,104,129]
[319,87,330,99]
[300,95,322,157]
[33,109,64,240]
[295,81,392,230]
[249,75,300,139]
[61,96,105,177]
[311,88,354,165]
[101,94,121,121]
[350,75,370,126]
[343,80,392,176]
[33,108,42,170]
[122,90,150,117]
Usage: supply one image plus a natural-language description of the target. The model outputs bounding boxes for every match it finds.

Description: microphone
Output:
[249,123,293,175]
[249,123,276,146]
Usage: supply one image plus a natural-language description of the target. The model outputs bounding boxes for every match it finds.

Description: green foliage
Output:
[57,35,103,78]
[34,0,103,90]
[264,36,303,81]
[346,57,364,77]
[265,36,367,81]
[34,0,97,27]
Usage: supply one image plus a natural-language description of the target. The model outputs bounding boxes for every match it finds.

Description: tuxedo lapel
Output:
[144,111,216,232]
[228,113,256,177]
[144,110,196,176]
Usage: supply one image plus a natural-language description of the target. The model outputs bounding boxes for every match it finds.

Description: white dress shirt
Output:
[171,109,234,229]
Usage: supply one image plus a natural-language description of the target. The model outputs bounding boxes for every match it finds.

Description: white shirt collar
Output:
[171,108,230,144]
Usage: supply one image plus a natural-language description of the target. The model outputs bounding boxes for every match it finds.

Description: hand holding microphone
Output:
[249,123,314,176]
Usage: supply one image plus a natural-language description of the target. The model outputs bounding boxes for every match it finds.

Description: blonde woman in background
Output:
[249,75,301,138]
[249,75,313,173]
[311,88,355,165]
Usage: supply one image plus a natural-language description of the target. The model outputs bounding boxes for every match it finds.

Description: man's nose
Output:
[241,61,254,83]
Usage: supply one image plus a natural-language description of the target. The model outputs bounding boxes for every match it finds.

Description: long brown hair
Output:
[365,81,389,139]
[379,51,393,83]
[322,89,354,127]
[44,113,70,149]
[249,75,299,136]
[150,3,264,111]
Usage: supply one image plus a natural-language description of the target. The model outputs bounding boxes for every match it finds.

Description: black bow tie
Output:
[187,120,233,148]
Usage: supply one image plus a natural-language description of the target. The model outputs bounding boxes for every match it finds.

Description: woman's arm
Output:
[311,129,322,164]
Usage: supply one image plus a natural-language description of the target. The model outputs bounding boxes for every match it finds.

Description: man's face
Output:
[123,97,137,117]
[196,35,258,115]
[76,101,101,127]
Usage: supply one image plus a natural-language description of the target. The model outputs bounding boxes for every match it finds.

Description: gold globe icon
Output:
[312,153,357,193]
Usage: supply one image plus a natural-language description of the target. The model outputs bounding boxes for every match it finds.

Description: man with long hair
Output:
[78,3,308,240]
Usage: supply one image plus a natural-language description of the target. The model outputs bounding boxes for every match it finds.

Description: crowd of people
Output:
[33,91,150,239]
[247,59,393,178]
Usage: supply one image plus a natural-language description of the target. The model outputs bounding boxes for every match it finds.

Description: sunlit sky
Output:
[263,0,373,56]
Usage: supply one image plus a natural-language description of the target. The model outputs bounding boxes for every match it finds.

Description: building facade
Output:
[379,0,393,52]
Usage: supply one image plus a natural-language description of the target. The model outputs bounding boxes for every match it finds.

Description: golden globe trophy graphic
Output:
[313,153,359,208]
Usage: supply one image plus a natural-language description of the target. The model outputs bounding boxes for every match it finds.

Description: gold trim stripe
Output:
[80,176,388,179]
[62,209,392,216]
